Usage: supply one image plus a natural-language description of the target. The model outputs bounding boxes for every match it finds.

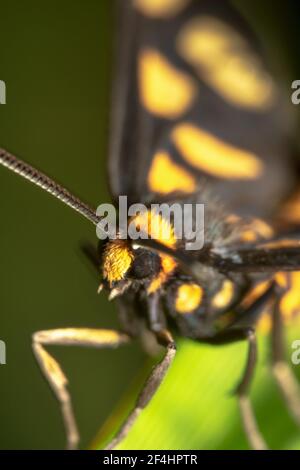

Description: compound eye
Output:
[129,249,161,280]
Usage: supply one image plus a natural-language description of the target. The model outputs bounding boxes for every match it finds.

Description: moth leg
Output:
[235,328,268,450]
[32,328,130,450]
[271,303,300,425]
[105,329,176,450]
[209,327,267,449]
[209,287,274,449]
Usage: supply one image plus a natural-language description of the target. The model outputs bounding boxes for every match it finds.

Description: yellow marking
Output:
[248,273,300,334]
[241,280,271,310]
[139,49,196,118]
[276,272,289,289]
[243,274,300,334]
[133,0,190,18]
[148,275,163,294]
[131,209,177,248]
[175,283,203,314]
[241,280,273,334]
[172,123,264,179]
[257,312,272,335]
[241,218,274,243]
[177,16,276,110]
[148,255,178,294]
[212,280,234,309]
[148,151,196,194]
[278,189,300,225]
[161,255,177,273]
[103,240,133,285]
[279,272,300,321]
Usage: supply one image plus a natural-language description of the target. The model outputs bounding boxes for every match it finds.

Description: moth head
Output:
[101,239,161,299]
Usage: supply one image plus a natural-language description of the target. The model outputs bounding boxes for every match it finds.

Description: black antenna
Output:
[0,148,101,225]
[3,148,300,276]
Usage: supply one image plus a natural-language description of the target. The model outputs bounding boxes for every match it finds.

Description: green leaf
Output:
[92,328,300,450]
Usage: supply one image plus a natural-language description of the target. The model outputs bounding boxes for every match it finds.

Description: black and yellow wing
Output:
[108,0,295,219]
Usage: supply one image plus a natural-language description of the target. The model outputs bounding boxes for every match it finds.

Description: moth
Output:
[1,0,300,450]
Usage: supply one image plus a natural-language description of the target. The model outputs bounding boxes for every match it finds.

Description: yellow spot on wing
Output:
[172,123,264,179]
[177,16,276,110]
[148,151,196,194]
[212,280,234,309]
[133,0,190,18]
[139,49,196,118]
[175,283,203,314]
[103,240,133,285]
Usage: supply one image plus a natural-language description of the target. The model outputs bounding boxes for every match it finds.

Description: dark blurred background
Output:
[0,0,299,450]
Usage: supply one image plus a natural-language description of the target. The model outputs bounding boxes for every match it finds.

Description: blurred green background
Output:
[0,0,300,450]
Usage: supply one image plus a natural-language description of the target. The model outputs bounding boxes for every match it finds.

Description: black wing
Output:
[108,0,295,219]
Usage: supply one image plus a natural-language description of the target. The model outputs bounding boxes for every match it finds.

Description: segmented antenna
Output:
[0,148,100,225]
